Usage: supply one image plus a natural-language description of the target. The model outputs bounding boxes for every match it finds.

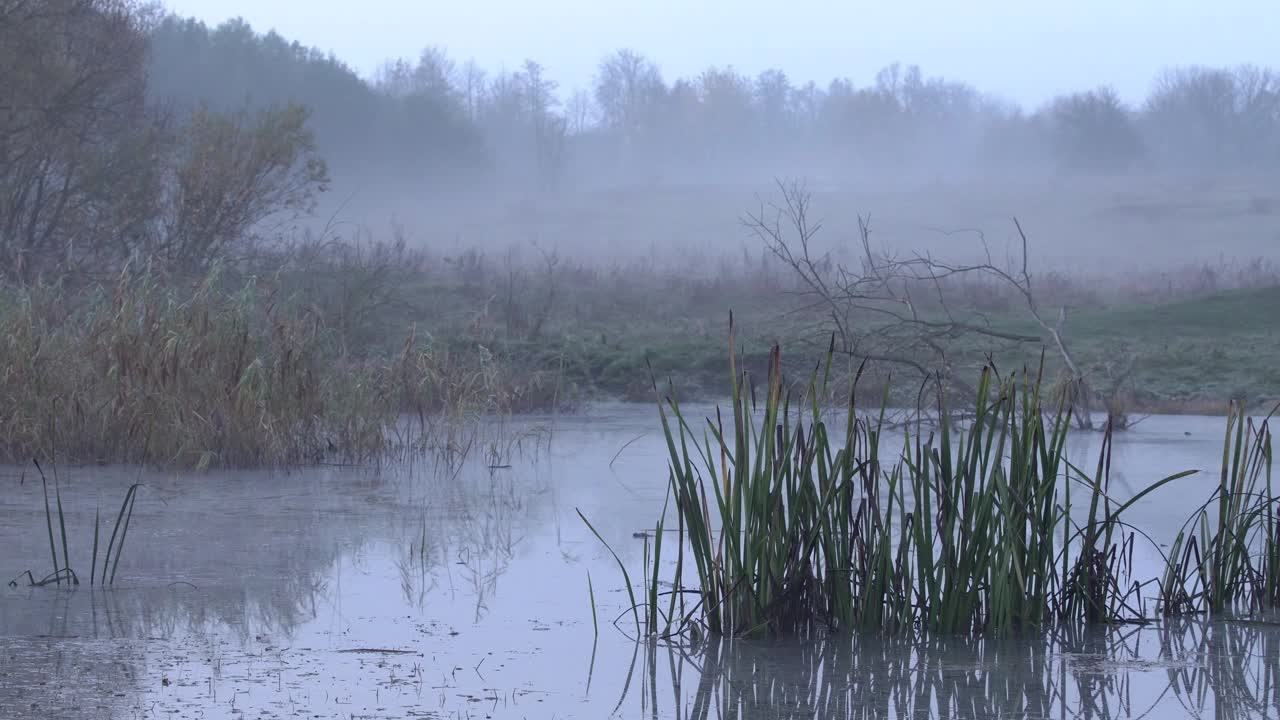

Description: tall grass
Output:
[608,327,1277,639]
[0,266,541,468]
[1161,402,1276,615]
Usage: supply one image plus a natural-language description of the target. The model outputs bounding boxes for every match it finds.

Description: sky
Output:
[161,0,1279,108]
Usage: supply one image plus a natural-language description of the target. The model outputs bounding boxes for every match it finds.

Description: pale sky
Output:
[161,0,1278,108]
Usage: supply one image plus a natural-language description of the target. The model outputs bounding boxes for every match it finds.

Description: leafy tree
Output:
[594,49,666,141]
[151,18,482,184]
[1042,88,1144,173]
[161,103,329,270]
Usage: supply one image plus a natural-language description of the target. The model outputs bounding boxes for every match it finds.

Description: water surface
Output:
[1,405,1276,718]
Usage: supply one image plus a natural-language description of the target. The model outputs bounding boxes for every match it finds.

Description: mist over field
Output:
[140,11,1280,272]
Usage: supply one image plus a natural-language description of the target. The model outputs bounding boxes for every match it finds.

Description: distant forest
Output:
[3,0,1278,278]
[147,14,1280,187]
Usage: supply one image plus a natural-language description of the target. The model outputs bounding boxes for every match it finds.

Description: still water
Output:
[1,404,1276,719]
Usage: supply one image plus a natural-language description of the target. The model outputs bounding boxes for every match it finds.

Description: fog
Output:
[6,1,1280,281]
[140,8,1280,276]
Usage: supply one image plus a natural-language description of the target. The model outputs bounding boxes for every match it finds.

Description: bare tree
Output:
[977,219,1096,428]
[413,47,458,98]
[517,60,566,189]
[458,59,488,122]
[747,180,1110,427]
[1145,65,1280,170]
[594,49,665,143]
[499,244,560,341]
[565,89,596,135]
[375,46,457,99]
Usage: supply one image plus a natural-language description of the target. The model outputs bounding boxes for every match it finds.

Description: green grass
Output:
[410,272,1278,411]
[1028,286,1280,404]
[1072,286,1280,333]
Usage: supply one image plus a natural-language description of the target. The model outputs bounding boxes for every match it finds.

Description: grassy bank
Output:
[1041,285,1280,407]
[308,237,1275,414]
[491,283,1280,414]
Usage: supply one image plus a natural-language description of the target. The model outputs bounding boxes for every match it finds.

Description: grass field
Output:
[1037,286,1280,406]
[492,282,1280,413]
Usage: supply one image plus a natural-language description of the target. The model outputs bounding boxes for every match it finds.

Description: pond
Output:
[1,404,1276,719]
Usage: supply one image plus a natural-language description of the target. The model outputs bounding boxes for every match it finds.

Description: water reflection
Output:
[396,466,536,620]
[622,618,1280,719]
[0,471,545,716]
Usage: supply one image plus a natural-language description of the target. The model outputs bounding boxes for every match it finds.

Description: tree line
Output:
[146,14,1280,186]
[3,0,1279,280]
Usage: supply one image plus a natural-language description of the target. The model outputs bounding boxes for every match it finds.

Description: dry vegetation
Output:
[0,262,558,468]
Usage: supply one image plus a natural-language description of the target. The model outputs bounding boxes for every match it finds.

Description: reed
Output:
[589,324,1280,639]
[11,460,139,588]
[1161,402,1276,615]
[0,266,538,468]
